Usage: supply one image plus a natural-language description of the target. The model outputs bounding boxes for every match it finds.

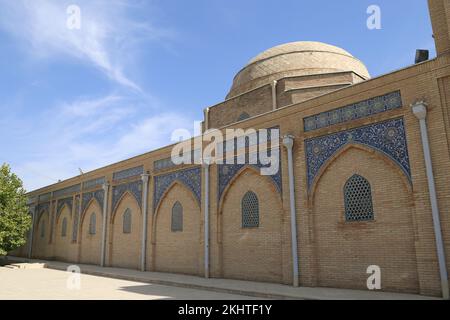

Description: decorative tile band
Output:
[305,117,411,190]
[36,202,50,221]
[217,151,282,203]
[53,184,81,199]
[27,196,37,205]
[72,195,80,242]
[81,190,105,214]
[154,149,201,172]
[56,197,73,220]
[220,126,280,153]
[153,167,201,212]
[38,193,51,203]
[112,166,144,182]
[303,91,402,132]
[82,177,105,190]
[112,180,142,213]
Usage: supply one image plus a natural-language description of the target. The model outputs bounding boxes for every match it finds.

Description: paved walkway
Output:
[2,256,439,300]
[0,267,262,300]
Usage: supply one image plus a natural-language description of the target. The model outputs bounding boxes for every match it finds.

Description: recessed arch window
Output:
[123,209,132,234]
[89,213,96,235]
[40,221,45,238]
[61,217,67,237]
[237,112,250,122]
[242,191,259,228]
[344,174,374,222]
[171,201,183,232]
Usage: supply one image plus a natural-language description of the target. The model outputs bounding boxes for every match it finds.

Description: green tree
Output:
[0,163,31,256]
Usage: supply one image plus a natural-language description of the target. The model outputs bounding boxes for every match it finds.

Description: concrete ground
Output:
[1,257,440,300]
[0,266,261,300]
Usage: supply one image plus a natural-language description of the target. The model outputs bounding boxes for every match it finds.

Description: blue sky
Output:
[0,0,435,191]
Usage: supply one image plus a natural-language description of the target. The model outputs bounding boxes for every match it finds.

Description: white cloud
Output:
[0,1,190,192]
[0,0,171,91]
[11,94,196,191]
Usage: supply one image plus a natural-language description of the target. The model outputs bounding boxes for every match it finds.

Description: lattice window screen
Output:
[89,213,96,235]
[242,191,259,228]
[171,201,183,232]
[237,112,250,122]
[40,222,45,238]
[123,209,132,234]
[61,217,67,237]
[344,174,374,222]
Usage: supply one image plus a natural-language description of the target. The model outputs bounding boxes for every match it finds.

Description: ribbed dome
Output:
[227,41,370,99]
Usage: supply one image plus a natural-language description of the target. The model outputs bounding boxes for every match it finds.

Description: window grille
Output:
[237,112,250,121]
[242,191,259,228]
[61,217,67,237]
[344,174,374,222]
[123,209,132,234]
[171,201,183,232]
[89,213,96,235]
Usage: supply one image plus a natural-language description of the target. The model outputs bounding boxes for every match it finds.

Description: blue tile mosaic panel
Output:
[36,202,50,221]
[305,117,411,190]
[81,190,105,213]
[112,166,144,182]
[53,184,81,199]
[56,197,73,219]
[112,180,143,212]
[38,193,51,203]
[217,150,282,202]
[154,149,202,172]
[303,91,402,132]
[153,167,201,212]
[82,177,105,190]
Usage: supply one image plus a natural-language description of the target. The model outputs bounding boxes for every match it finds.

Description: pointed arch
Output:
[109,187,143,269]
[154,180,199,217]
[309,143,413,205]
[55,204,71,225]
[80,197,102,224]
[78,198,102,265]
[218,165,281,215]
[152,181,201,243]
[111,191,141,224]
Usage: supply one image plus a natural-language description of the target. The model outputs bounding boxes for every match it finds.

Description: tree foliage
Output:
[0,163,31,256]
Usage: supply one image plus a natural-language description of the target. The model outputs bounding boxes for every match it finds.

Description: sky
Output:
[0,0,436,191]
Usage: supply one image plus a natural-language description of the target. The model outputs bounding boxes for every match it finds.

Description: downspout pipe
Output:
[282,135,299,287]
[412,101,449,300]
[272,80,278,110]
[100,182,110,267]
[203,158,211,278]
[28,206,36,259]
[140,173,150,272]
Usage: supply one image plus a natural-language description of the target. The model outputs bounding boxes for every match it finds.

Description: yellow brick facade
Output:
[11,0,450,298]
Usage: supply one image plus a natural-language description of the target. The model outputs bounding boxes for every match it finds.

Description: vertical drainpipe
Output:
[140,173,150,272]
[204,108,210,132]
[100,181,110,267]
[272,80,278,110]
[411,101,449,300]
[203,158,211,278]
[282,135,299,287]
[28,205,36,259]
